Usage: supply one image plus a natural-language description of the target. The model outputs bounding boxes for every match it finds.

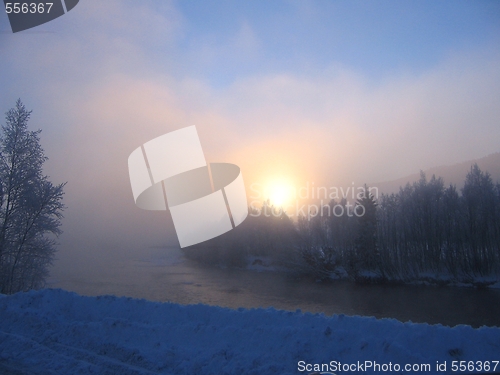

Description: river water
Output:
[49,247,500,328]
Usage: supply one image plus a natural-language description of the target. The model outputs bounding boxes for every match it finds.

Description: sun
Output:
[267,179,295,208]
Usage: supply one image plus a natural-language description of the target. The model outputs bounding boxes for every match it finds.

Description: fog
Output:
[0,1,499,278]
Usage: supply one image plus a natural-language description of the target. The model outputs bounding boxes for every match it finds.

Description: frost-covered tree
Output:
[462,164,499,275]
[0,100,65,294]
[353,185,378,275]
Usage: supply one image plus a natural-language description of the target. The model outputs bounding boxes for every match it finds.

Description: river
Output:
[49,247,500,328]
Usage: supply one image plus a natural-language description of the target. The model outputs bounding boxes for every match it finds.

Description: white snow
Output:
[0,289,499,375]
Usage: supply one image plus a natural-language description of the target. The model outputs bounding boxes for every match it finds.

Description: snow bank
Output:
[0,289,499,375]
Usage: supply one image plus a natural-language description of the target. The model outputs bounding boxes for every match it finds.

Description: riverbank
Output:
[197,253,500,289]
[1,289,500,375]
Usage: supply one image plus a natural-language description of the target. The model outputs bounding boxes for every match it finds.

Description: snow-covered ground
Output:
[0,289,499,375]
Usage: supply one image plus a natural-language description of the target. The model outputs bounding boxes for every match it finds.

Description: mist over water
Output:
[49,247,500,328]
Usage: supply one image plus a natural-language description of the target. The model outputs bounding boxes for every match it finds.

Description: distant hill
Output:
[372,152,500,195]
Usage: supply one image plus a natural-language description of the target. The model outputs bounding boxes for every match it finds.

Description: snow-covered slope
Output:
[0,289,499,375]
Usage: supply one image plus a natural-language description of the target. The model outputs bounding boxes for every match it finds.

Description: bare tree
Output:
[0,100,65,294]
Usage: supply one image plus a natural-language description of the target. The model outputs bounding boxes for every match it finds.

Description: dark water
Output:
[49,247,500,328]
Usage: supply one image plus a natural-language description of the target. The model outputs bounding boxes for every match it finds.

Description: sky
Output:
[0,0,499,272]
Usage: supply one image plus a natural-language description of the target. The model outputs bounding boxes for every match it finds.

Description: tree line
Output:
[184,166,500,285]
